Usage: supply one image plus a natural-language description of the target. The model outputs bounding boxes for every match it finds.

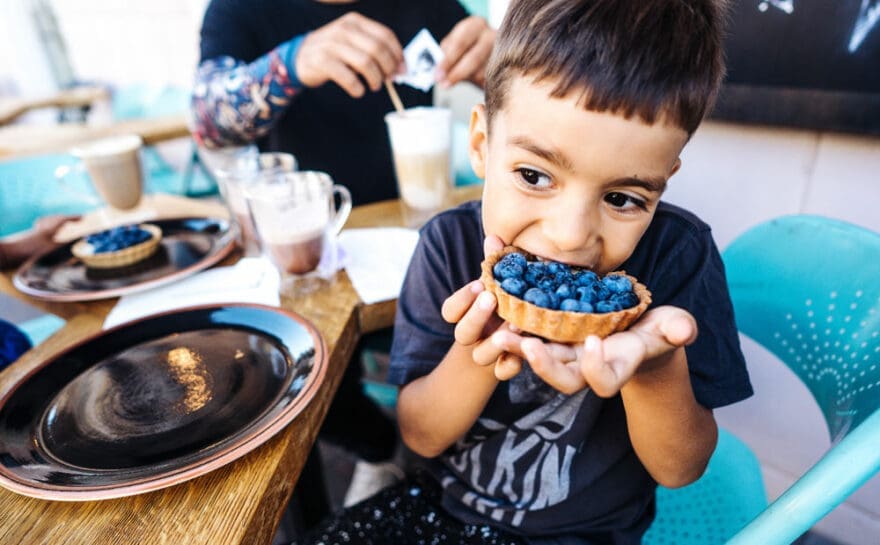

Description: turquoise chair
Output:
[647,214,880,545]
[720,215,880,544]
[644,429,767,545]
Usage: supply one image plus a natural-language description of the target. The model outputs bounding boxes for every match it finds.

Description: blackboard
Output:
[710,0,880,135]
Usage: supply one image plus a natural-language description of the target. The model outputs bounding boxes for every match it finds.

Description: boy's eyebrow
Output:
[509,136,574,172]
[510,135,668,193]
[606,176,667,193]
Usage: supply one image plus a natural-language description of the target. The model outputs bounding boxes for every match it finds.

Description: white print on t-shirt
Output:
[443,390,588,527]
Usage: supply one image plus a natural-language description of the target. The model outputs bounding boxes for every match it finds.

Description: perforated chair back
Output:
[723,215,880,442]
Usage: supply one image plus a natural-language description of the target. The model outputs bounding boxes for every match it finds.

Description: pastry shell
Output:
[72,224,162,269]
[481,246,652,342]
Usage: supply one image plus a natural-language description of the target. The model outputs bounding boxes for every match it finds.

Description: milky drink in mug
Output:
[212,150,297,253]
[69,135,145,210]
[246,171,351,276]
[385,107,452,227]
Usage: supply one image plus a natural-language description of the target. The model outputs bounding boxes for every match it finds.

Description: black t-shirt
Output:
[199,0,468,206]
[389,200,753,545]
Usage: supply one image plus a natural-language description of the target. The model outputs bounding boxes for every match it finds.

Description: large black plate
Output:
[0,304,326,501]
[13,217,236,302]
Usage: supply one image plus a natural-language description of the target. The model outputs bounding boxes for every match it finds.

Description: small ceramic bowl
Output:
[72,224,163,269]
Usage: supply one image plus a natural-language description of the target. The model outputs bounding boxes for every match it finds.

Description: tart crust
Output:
[72,224,163,269]
[481,246,652,342]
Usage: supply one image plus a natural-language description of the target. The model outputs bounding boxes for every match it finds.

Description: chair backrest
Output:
[722,215,880,442]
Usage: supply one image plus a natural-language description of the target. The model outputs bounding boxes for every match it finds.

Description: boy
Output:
[293,1,752,543]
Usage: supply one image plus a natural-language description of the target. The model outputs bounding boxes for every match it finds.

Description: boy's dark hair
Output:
[484,0,728,134]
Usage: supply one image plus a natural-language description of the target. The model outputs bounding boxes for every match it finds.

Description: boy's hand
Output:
[296,13,404,97]
[442,235,520,377]
[488,306,698,395]
[580,306,697,397]
[437,16,495,88]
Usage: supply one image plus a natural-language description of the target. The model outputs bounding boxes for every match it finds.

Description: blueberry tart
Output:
[481,246,651,342]
[72,224,162,269]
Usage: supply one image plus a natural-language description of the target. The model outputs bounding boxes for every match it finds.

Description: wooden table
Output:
[0,184,482,545]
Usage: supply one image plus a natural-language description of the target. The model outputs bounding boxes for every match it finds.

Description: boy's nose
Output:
[544,202,599,253]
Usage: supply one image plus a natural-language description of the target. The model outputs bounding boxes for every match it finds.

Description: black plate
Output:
[13,217,236,302]
[0,304,326,501]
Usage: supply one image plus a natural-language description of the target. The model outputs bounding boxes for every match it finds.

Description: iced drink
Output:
[385,107,452,228]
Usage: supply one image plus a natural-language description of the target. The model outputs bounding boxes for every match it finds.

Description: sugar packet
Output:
[394,28,444,92]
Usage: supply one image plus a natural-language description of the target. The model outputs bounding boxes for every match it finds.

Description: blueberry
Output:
[547,262,574,285]
[578,301,594,313]
[611,291,639,309]
[500,277,528,296]
[494,261,524,280]
[576,283,610,304]
[524,262,557,291]
[560,298,581,312]
[573,270,599,287]
[595,300,624,313]
[603,275,632,294]
[555,283,573,300]
[524,287,553,308]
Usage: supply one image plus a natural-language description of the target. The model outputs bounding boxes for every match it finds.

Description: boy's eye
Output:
[515,167,552,188]
[604,192,647,211]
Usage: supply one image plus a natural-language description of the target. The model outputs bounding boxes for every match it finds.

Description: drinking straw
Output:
[384,81,405,113]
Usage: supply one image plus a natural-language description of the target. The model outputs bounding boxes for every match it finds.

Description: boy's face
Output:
[469,77,689,275]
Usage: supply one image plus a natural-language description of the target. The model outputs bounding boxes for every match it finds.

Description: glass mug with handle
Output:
[245,171,351,283]
[210,149,298,255]
[54,134,145,212]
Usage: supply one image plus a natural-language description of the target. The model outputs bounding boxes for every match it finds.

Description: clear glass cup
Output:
[384,107,453,228]
[208,148,298,255]
[55,134,145,211]
[244,171,351,291]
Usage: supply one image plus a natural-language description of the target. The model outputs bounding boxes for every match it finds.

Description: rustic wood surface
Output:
[0,184,483,545]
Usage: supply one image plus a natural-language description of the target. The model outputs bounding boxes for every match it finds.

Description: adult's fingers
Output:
[321,57,366,98]
[438,17,483,74]
[333,42,386,92]
[442,28,494,86]
[344,24,402,81]
[342,12,403,62]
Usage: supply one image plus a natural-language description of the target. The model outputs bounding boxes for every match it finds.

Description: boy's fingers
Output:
[454,290,497,345]
[441,280,484,323]
[483,234,505,258]
[494,353,522,381]
[580,334,644,397]
[521,338,586,394]
[473,327,522,365]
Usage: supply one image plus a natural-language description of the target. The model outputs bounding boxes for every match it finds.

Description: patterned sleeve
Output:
[190,36,304,149]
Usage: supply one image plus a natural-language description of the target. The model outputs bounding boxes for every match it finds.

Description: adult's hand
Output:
[295,12,405,98]
[437,16,496,88]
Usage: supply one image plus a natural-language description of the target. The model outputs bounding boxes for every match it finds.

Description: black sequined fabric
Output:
[292,471,527,545]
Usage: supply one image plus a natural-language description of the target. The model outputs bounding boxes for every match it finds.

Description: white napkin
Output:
[338,228,420,304]
[103,257,281,329]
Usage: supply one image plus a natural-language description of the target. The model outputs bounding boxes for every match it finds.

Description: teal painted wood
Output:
[721,215,880,545]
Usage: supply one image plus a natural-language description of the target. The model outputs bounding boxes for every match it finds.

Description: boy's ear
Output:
[468,104,489,180]
[668,158,682,178]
